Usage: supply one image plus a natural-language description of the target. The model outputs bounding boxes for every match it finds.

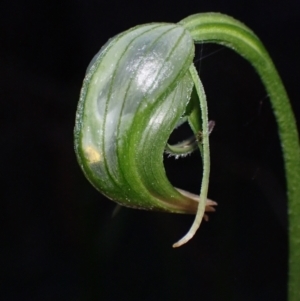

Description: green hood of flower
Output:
[74,23,203,213]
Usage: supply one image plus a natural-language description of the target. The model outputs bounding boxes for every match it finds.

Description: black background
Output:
[1,0,299,300]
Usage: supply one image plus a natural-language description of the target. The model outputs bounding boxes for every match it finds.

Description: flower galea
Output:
[74,21,215,247]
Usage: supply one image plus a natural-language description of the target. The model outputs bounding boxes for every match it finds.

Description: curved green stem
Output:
[180,13,300,300]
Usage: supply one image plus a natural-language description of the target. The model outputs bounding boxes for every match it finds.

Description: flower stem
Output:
[180,12,300,300]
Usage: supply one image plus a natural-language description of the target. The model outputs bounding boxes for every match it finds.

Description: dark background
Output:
[1,0,299,300]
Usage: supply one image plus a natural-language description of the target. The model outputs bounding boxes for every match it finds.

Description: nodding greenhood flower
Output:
[73,12,300,298]
[74,22,214,247]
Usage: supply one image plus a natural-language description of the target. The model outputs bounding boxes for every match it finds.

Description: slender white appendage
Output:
[172,187,206,248]
[172,64,211,248]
